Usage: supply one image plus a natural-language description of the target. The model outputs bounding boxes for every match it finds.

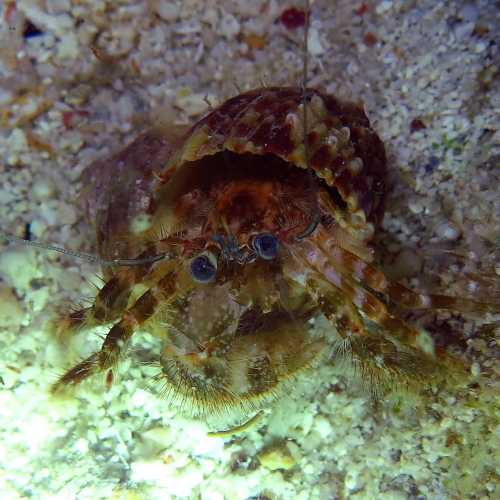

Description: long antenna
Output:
[1,233,166,267]
[296,0,319,242]
[302,0,310,171]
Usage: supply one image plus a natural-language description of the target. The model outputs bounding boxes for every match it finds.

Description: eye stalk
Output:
[190,252,218,283]
[252,233,279,260]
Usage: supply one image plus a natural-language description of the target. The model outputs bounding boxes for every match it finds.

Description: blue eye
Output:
[253,233,279,260]
[190,253,217,283]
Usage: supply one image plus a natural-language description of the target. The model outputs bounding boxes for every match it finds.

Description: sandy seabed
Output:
[0,1,499,499]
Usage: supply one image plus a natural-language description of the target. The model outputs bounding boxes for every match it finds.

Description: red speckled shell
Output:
[158,87,386,234]
[85,87,386,262]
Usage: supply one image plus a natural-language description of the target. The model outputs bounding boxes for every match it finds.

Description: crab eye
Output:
[190,252,217,283]
[253,233,279,260]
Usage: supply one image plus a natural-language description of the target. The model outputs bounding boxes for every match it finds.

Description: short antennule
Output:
[1,233,166,267]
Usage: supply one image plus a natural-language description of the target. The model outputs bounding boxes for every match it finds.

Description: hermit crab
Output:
[6,83,490,419]
[2,5,498,424]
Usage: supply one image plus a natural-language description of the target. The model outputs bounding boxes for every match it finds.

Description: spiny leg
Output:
[309,278,448,394]
[301,243,431,348]
[56,272,135,338]
[52,270,178,392]
[55,258,176,338]
[308,277,365,343]
[318,230,500,314]
[341,272,472,380]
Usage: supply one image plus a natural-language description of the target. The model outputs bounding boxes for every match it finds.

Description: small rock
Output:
[153,0,178,21]
[219,13,240,39]
[258,441,296,471]
[7,129,28,165]
[408,199,423,214]
[314,415,333,438]
[32,178,56,201]
[57,203,78,225]
[137,427,172,458]
[308,27,324,56]
[57,32,79,59]
[435,222,461,241]
[470,362,481,377]
[376,0,393,15]
[0,248,38,291]
[47,0,72,13]
[0,286,23,327]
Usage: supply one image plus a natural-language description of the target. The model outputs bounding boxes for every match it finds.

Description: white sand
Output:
[0,1,498,499]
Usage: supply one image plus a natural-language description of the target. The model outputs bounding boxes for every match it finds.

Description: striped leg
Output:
[52,270,177,392]
[310,278,445,393]
[318,232,499,314]
[55,257,177,338]
[55,266,150,341]
[302,241,426,347]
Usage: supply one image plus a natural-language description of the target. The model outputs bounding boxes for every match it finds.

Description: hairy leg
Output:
[309,277,449,394]
[301,242,425,347]
[316,228,499,314]
[54,256,179,339]
[55,269,147,341]
[52,270,178,392]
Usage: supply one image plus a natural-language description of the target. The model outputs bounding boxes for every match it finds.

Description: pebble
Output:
[314,415,333,438]
[32,178,56,201]
[376,0,394,15]
[408,199,424,214]
[0,248,38,291]
[74,437,89,454]
[152,0,178,21]
[137,427,172,458]
[474,41,487,53]
[435,222,461,241]
[7,129,28,159]
[29,218,49,238]
[470,362,481,377]
[47,0,72,13]
[57,203,78,225]
[258,441,296,471]
[219,13,240,39]
[57,32,79,59]
[308,27,325,56]
[0,286,23,327]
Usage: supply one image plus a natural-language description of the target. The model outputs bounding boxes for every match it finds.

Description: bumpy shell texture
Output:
[84,87,386,263]
[157,87,387,238]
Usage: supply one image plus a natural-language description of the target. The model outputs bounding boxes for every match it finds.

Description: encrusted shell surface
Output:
[158,87,387,238]
[85,87,387,262]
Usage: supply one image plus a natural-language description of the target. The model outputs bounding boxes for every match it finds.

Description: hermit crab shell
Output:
[155,87,386,239]
[83,125,182,263]
[85,87,386,262]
